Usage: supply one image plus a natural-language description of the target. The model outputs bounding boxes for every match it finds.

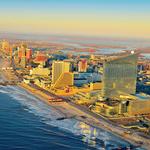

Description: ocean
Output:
[0,85,141,150]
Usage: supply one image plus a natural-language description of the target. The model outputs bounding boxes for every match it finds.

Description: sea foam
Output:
[0,85,131,149]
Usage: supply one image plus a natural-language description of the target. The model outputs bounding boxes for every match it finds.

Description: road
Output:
[1,52,149,149]
[28,83,150,149]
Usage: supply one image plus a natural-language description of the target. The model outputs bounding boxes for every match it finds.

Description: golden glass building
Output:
[52,61,71,84]
[102,53,138,98]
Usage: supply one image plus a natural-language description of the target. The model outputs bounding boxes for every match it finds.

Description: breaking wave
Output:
[0,85,133,149]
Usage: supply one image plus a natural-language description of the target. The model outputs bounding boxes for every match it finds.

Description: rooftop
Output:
[135,93,150,101]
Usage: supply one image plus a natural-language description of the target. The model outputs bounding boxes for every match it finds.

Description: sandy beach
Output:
[0,55,150,149]
[18,82,150,149]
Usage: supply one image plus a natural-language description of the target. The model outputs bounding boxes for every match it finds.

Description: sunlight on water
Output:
[0,85,136,149]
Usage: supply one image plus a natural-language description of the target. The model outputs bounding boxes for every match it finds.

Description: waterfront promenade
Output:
[0,55,150,149]
[19,82,150,150]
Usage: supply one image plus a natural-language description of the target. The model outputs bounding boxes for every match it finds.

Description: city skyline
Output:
[0,0,150,39]
[0,1,150,150]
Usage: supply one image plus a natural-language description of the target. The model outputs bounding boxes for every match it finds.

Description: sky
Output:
[0,0,150,39]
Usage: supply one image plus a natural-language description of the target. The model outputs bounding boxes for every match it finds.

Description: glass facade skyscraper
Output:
[102,53,138,98]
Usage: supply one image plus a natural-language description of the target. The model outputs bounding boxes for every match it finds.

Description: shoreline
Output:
[18,82,150,149]
[0,55,149,149]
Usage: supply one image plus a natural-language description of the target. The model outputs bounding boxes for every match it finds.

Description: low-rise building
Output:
[92,93,150,117]
[128,94,150,115]
[90,82,102,90]
[30,66,50,77]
